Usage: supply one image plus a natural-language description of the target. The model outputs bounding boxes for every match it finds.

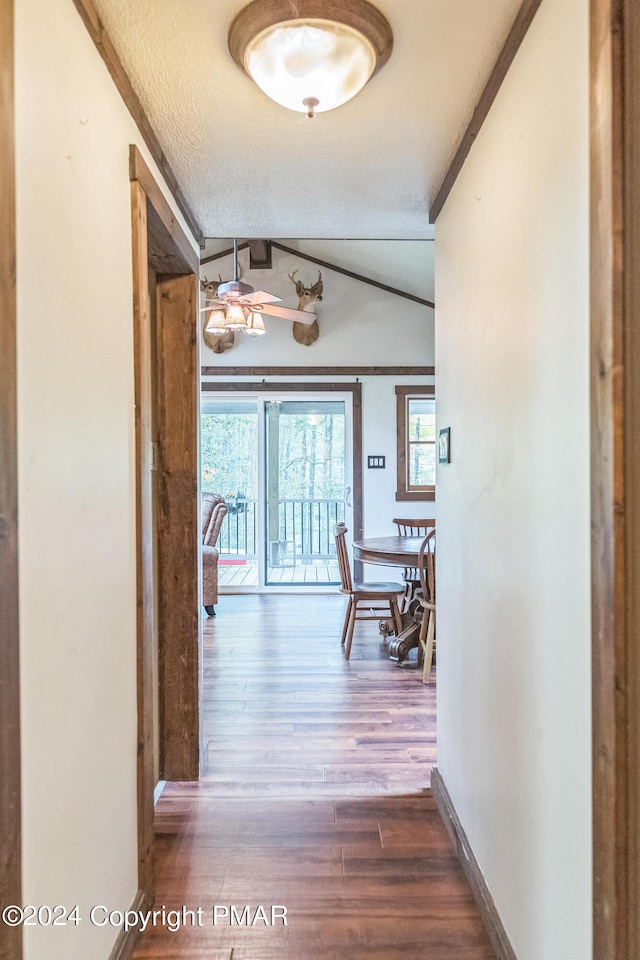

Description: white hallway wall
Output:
[15,1,198,958]
[202,245,437,556]
[435,0,590,958]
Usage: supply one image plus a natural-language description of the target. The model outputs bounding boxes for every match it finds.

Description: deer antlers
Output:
[288,269,322,299]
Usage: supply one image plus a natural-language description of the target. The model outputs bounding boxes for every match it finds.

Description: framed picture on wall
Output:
[438,427,451,463]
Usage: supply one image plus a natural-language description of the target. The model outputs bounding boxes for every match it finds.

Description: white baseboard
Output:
[154,780,166,804]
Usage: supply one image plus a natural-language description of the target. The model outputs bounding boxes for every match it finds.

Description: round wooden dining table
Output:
[352,535,426,568]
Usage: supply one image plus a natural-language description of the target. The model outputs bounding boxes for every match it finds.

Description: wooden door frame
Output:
[130,145,200,903]
[0,0,21,958]
[591,0,640,956]
[202,381,363,580]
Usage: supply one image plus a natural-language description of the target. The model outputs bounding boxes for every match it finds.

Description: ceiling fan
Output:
[200,239,316,338]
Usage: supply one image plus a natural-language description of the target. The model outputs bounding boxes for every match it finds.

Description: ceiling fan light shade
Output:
[229,1,393,117]
[245,311,267,336]
[224,302,249,329]
[205,308,228,335]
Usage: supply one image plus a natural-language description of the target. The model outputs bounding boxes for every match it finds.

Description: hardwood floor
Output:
[133,595,495,959]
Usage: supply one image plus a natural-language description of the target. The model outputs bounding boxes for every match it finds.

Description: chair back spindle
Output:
[392,518,436,537]
[416,528,436,682]
[417,528,436,604]
[333,522,353,593]
[393,518,435,609]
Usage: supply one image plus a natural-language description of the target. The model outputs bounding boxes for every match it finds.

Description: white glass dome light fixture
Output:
[228,0,393,118]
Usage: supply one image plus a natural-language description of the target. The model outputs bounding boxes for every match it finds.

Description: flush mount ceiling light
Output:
[228,0,393,118]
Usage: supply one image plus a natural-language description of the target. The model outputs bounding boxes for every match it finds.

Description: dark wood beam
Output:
[429,0,544,222]
[200,241,250,267]
[622,3,640,952]
[591,0,640,957]
[270,242,435,308]
[156,273,200,782]
[201,365,435,378]
[0,1,22,957]
[70,0,204,247]
[130,146,200,276]
[130,178,155,902]
[249,239,273,269]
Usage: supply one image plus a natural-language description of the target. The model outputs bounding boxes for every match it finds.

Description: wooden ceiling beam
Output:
[270,241,434,308]
[70,0,204,247]
[429,0,544,222]
[249,239,272,269]
[200,242,250,267]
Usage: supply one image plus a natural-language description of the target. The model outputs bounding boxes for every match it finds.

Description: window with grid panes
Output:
[395,385,436,501]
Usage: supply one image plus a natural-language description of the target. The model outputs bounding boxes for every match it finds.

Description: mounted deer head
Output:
[200,268,242,354]
[288,269,323,346]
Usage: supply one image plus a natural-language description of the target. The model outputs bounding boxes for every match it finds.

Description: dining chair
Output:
[392,517,436,610]
[334,523,404,660]
[416,528,436,683]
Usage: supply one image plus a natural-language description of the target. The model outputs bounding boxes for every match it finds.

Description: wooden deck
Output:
[133,596,494,959]
[219,562,340,587]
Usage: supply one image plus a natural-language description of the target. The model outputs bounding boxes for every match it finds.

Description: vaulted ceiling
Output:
[91,0,522,239]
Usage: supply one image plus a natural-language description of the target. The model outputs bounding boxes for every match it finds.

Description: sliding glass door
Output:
[201,398,260,586]
[201,390,353,590]
[264,399,347,585]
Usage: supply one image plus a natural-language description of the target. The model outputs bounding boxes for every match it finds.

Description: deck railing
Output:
[218,498,258,560]
[218,497,345,565]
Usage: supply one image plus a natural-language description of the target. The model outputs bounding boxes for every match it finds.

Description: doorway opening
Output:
[202,382,363,592]
[130,146,200,906]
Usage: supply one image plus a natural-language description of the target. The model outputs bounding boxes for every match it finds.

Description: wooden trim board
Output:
[71,0,203,246]
[130,178,156,899]
[202,366,435,377]
[0,0,22,957]
[130,147,200,275]
[429,0,544,222]
[621,5,640,953]
[431,769,517,960]
[107,888,153,960]
[621,1,640,950]
[351,382,364,581]
[590,0,640,956]
[270,241,435,308]
[156,272,200,782]
[200,240,250,266]
[130,151,200,909]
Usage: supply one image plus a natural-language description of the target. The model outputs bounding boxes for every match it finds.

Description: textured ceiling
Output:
[91,0,522,239]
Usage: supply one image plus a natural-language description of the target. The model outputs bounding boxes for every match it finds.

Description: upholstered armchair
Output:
[202,493,228,617]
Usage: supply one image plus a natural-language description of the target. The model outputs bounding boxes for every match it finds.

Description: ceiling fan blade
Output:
[199,299,224,312]
[263,304,317,325]
[246,290,282,305]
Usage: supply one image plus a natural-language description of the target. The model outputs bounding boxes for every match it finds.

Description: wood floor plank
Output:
[133,595,494,960]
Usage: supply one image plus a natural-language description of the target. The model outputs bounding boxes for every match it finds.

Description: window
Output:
[395,385,436,501]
